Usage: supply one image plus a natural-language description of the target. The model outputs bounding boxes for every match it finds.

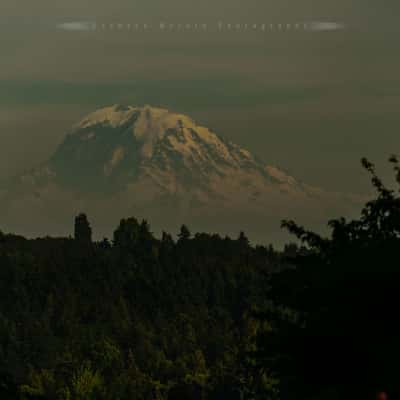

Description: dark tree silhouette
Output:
[178,224,191,242]
[113,217,140,248]
[256,157,400,399]
[74,213,92,244]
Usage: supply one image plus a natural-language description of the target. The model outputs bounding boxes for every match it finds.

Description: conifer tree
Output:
[74,213,92,244]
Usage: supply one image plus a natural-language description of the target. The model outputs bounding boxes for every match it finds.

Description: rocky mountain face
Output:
[0,105,359,242]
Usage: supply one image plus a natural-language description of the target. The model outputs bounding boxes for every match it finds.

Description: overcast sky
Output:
[1,0,400,193]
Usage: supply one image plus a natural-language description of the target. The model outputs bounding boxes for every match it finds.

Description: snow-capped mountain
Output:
[0,105,359,241]
[20,105,309,197]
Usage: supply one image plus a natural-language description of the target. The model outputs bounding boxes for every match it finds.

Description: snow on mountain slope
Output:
[0,105,360,241]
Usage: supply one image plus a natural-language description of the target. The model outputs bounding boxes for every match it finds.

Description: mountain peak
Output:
[46,104,304,194]
[76,104,138,129]
[1,104,356,242]
[75,104,216,158]
[76,104,195,131]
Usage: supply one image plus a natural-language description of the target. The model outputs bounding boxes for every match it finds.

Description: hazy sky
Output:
[1,0,400,193]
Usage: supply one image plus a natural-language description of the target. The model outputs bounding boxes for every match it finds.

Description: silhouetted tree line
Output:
[0,209,288,399]
[0,157,399,399]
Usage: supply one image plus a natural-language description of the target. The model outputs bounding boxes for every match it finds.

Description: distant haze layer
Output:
[1,0,399,239]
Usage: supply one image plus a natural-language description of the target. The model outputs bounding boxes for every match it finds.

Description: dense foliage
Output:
[0,215,291,399]
[258,157,400,399]
[1,157,399,399]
